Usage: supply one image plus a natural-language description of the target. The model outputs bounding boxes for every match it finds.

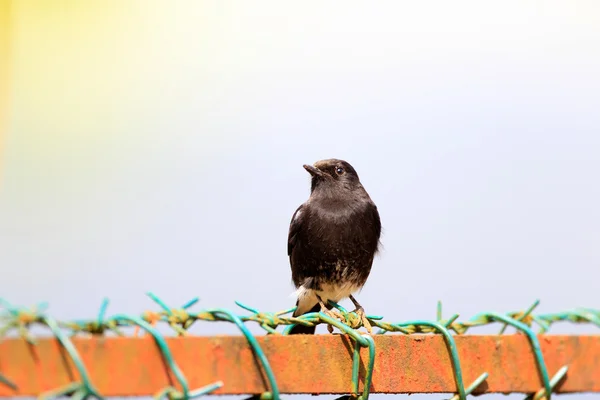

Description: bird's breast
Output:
[305,207,378,258]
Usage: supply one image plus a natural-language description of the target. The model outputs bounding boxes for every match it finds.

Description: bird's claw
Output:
[321,308,344,333]
[355,307,373,335]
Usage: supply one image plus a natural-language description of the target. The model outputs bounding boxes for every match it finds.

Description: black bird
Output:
[287,159,381,335]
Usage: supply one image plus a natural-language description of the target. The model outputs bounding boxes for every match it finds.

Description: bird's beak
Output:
[303,164,324,178]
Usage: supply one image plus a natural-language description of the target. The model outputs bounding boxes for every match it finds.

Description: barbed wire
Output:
[1,294,599,400]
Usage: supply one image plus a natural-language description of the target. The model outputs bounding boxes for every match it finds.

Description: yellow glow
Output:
[0,0,10,177]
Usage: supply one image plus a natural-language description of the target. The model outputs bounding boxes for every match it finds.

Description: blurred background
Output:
[1,1,599,400]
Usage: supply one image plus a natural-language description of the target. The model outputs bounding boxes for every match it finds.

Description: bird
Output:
[287,158,381,335]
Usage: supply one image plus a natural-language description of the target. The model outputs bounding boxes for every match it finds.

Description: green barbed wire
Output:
[1,295,599,400]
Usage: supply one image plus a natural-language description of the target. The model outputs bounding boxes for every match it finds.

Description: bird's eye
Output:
[335,166,344,175]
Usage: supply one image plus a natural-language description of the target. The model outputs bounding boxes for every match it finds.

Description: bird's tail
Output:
[288,302,333,335]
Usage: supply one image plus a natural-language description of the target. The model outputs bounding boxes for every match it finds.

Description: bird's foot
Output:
[354,307,373,335]
[317,299,344,333]
[323,309,340,333]
[348,295,372,334]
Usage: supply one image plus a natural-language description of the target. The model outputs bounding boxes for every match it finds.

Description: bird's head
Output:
[303,159,361,193]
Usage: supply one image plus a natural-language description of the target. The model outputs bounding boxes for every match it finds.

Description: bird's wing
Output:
[369,203,382,253]
[287,204,305,257]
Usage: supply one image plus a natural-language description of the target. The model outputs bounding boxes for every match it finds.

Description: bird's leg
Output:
[349,295,373,335]
[316,294,342,334]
